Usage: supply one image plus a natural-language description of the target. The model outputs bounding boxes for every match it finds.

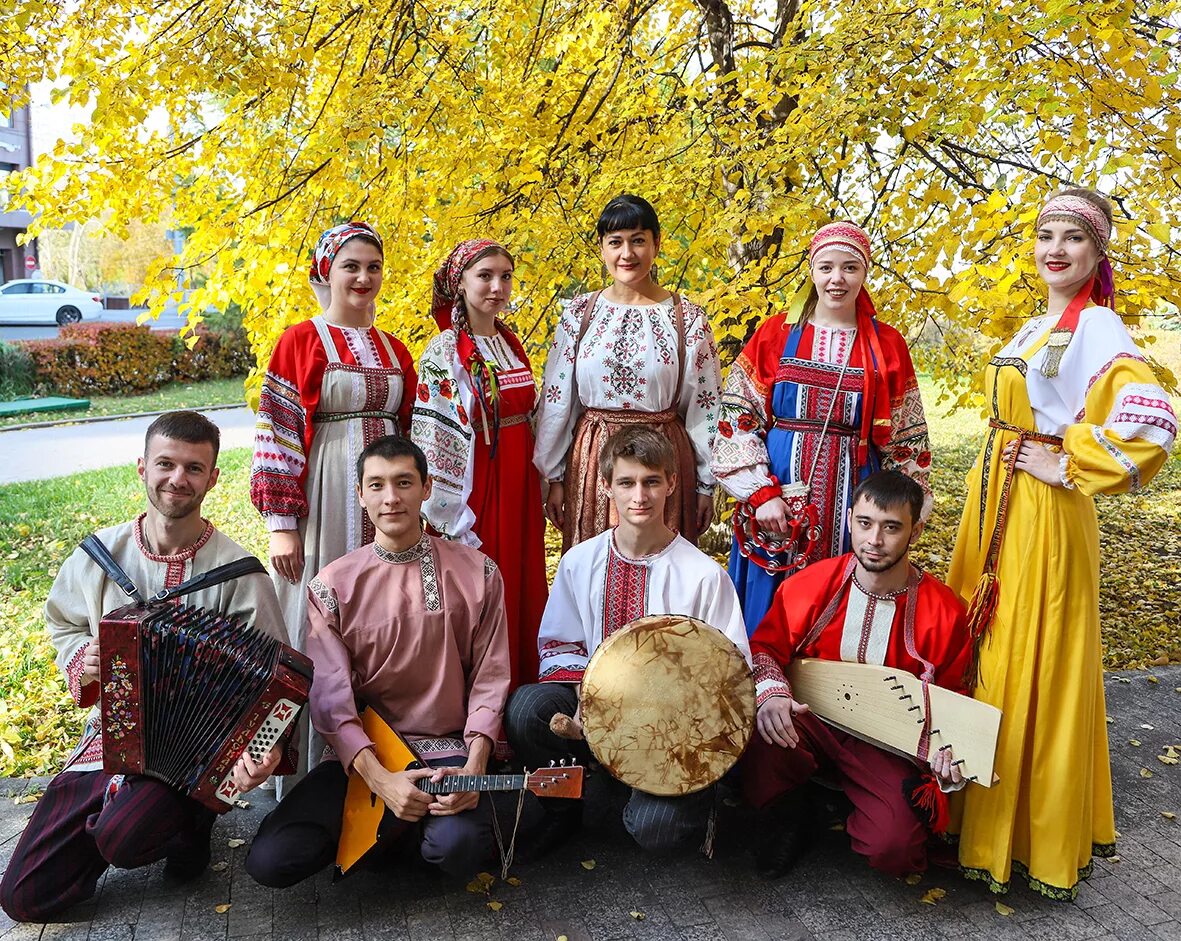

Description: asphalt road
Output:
[0,406,256,484]
[0,306,190,341]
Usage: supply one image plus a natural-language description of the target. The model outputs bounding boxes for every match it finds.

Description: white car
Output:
[0,279,105,325]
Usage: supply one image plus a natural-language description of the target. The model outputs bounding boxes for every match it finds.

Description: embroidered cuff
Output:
[266,514,299,532]
[1058,453,1077,490]
[752,651,792,705]
[748,480,781,509]
[64,644,99,708]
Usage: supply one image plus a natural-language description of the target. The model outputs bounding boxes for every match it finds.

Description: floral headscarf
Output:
[430,238,511,330]
[1036,194,1115,306]
[308,221,383,312]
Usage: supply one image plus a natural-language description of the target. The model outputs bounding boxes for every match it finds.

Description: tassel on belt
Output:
[964,418,1065,687]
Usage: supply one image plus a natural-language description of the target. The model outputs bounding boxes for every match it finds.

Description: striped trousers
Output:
[0,770,215,923]
[506,683,714,852]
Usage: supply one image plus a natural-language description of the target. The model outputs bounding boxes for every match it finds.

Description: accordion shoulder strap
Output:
[152,556,267,603]
[80,534,146,605]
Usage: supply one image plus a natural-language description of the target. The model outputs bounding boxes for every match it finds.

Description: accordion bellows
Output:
[100,601,313,813]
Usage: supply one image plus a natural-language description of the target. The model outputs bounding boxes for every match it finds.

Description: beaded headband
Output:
[809,222,872,268]
[1036,195,1111,251]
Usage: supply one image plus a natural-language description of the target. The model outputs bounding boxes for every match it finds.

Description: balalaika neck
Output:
[417,773,527,794]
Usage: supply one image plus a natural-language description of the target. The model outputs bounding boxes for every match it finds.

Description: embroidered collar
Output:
[134,512,215,562]
[851,566,919,602]
[609,530,678,564]
[373,531,431,564]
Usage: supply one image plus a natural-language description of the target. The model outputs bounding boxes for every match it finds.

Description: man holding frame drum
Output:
[745,470,972,879]
[506,427,750,859]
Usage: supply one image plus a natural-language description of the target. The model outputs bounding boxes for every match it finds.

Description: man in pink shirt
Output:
[247,435,527,886]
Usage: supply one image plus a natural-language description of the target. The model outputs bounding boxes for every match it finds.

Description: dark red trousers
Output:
[743,710,927,876]
[0,771,214,922]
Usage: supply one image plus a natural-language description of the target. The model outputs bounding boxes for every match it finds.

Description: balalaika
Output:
[80,534,314,813]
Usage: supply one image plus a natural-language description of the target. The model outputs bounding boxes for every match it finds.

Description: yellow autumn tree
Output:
[2,0,1178,398]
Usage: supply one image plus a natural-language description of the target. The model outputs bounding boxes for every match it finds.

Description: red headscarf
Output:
[808,222,892,469]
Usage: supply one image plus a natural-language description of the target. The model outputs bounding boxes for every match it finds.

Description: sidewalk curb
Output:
[0,402,249,433]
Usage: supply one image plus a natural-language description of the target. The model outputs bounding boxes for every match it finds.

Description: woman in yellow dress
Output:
[947,187,1177,899]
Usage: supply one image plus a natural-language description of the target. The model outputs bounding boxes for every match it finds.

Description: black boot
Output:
[516,801,582,863]
[755,788,818,880]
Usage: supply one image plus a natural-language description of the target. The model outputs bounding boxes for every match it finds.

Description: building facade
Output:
[0,99,35,284]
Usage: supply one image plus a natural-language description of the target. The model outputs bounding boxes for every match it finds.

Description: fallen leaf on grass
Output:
[214,904,231,914]
[1141,768,1155,778]
[211,862,228,872]
[919,888,946,905]
[629,911,646,920]
[995,902,1015,916]
[227,838,246,848]
[1161,811,1176,821]
[1159,755,1179,766]
[581,859,596,870]
[487,901,503,912]
[505,876,522,886]
[905,873,922,885]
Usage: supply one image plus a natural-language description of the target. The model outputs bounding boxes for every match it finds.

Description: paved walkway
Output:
[0,408,256,485]
[1,667,1178,940]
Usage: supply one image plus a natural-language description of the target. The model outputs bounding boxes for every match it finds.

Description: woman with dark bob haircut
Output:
[534,194,724,552]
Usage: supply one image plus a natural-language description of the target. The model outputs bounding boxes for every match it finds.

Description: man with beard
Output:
[743,470,971,879]
[1,411,288,923]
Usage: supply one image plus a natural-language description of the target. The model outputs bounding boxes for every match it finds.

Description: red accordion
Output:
[83,535,314,814]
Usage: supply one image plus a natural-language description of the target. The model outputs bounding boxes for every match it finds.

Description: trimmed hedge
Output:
[18,323,250,397]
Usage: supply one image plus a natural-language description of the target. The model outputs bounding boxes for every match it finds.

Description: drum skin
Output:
[580,614,755,796]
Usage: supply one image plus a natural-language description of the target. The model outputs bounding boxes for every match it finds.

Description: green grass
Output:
[0,380,1178,775]
[0,376,247,428]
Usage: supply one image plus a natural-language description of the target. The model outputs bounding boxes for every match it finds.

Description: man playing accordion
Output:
[0,412,289,923]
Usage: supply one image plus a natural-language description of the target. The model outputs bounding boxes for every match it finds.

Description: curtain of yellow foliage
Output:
[2,0,1178,404]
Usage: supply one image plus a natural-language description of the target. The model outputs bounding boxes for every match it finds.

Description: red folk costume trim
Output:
[64,643,97,708]
[601,538,650,639]
[133,512,214,589]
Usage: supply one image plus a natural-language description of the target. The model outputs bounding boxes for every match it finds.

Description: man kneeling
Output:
[745,470,972,879]
[507,427,749,857]
[247,435,530,886]
[0,412,286,923]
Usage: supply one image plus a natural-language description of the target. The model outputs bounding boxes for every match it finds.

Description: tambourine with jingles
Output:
[578,615,754,796]
[733,481,822,574]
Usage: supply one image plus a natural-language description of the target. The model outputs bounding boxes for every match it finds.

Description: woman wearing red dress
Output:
[251,221,416,787]
[410,239,548,689]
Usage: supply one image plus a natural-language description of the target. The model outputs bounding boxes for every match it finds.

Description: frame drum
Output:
[580,614,755,796]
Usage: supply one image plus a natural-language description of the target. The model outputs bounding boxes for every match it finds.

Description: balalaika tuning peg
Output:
[559,758,567,767]
[549,759,557,767]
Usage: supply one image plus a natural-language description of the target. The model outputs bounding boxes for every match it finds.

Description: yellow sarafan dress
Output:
[947,305,1176,900]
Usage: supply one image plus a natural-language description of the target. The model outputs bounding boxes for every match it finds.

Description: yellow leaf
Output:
[1158,756,1178,765]
[919,888,946,905]
[995,902,1015,916]
[905,873,922,885]
[581,859,596,870]
[227,838,246,848]
[1130,740,1142,747]
[1161,811,1176,821]
[506,876,522,886]
[629,911,646,920]
[215,904,231,914]
[1141,768,1154,778]
[211,862,228,872]
[487,901,503,912]
[1147,223,1172,244]
[1147,676,1160,684]
[1108,855,1122,863]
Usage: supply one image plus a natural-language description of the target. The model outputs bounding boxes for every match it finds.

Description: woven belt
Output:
[582,407,678,425]
[986,417,1063,448]
[472,413,528,434]
[773,417,858,437]
[315,410,398,424]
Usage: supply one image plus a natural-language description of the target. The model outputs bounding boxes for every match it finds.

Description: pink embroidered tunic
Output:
[305,533,510,770]
[45,516,288,772]
[536,528,750,684]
